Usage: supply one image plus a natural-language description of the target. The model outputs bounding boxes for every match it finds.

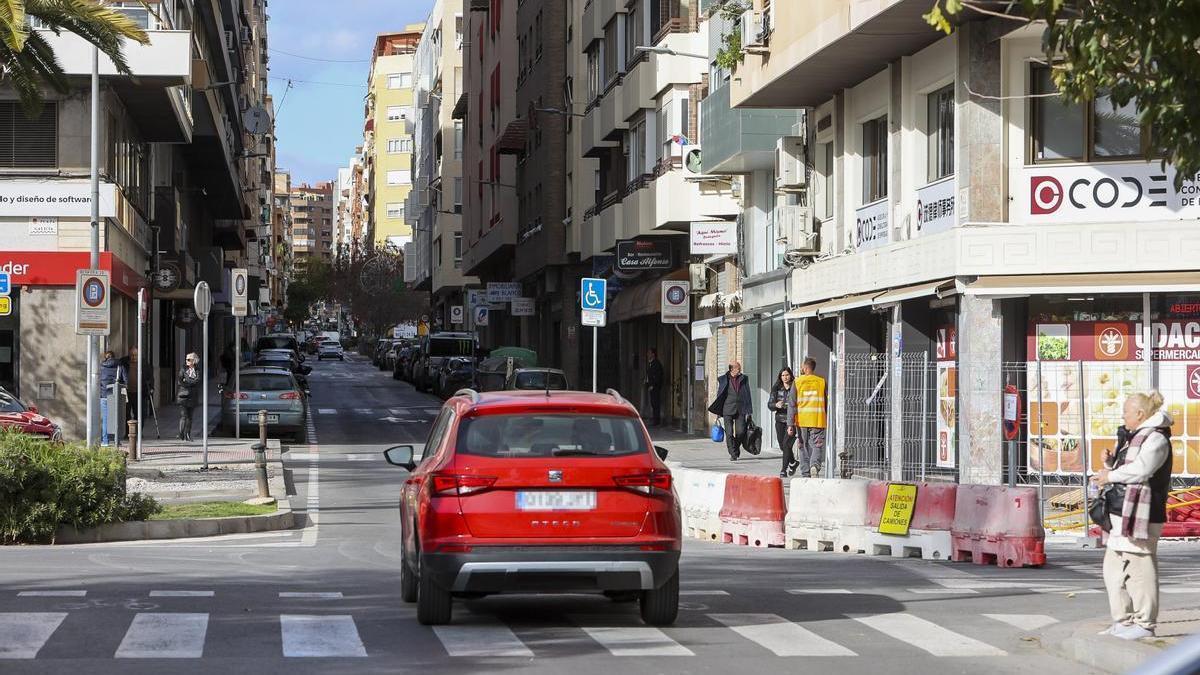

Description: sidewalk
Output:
[1044,609,1200,673]
[649,427,787,477]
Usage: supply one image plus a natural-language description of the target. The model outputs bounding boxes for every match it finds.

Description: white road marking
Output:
[16,591,86,597]
[582,627,693,656]
[788,589,853,595]
[983,614,1059,631]
[908,588,979,595]
[278,592,342,599]
[855,613,1006,657]
[433,625,534,657]
[149,591,214,598]
[709,614,855,656]
[354,408,375,416]
[1160,587,1200,594]
[345,454,376,462]
[0,613,66,659]
[679,590,730,596]
[317,409,336,415]
[115,613,208,659]
[280,615,366,658]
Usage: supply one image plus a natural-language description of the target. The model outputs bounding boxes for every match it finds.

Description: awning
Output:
[965,272,1200,296]
[698,292,721,309]
[817,291,880,315]
[721,303,786,328]
[785,300,826,320]
[691,317,722,340]
[871,279,958,305]
[609,268,689,323]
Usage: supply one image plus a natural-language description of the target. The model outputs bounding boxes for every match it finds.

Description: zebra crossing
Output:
[0,604,1059,661]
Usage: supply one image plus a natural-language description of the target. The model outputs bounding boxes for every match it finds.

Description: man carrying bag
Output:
[707,361,752,461]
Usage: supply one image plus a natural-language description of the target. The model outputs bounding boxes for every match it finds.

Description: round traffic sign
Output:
[82,277,106,307]
[194,281,212,320]
[665,284,687,306]
[235,274,247,296]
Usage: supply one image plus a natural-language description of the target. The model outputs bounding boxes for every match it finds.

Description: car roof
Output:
[447,390,639,417]
[241,366,295,375]
[512,368,565,375]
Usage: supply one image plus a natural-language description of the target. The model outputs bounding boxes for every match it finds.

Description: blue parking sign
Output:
[0,272,8,296]
[580,278,606,311]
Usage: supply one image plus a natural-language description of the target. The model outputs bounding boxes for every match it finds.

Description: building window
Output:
[926,84,954,182]
[386,170,410,186]
[0,101,57,168]
[603,18,620,84]
[454,66,463,96]
[386,106,411,122]
[817,141,833,220]
[586,44,601,100]
[453,120,463,159]
[454,232,463,264]
[861,115,888,203]
[453,177,463,206]
[387,138,413,153]
[434,236,442,268]
[627,118,646,177]
[386,202,404,219]
[387,72,411,89]
[454,14,464,49]
[1030,65,1145,162]
[625,0,644,66]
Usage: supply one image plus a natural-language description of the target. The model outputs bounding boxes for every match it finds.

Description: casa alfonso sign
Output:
[615,239,671,271]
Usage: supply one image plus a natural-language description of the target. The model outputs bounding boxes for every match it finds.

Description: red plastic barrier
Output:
[1162,521,1200,538]
[865,481,957,530]
[951,485,1045,568]
[1167,488,1200,522]
[718,474,786,548]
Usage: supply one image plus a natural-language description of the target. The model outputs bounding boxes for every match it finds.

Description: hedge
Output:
[0,431,160,544]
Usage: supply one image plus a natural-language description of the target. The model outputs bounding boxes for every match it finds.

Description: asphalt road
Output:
[1,354,1195,673]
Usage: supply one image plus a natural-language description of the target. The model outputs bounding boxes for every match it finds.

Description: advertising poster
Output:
[935,325,957,469]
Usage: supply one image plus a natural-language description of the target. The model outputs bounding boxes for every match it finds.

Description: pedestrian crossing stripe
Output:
[0,610,1024,660]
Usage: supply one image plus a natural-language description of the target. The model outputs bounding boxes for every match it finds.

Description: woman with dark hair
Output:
[770,366,798,477]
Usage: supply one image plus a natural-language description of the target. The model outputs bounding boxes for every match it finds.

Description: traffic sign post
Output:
[450,305,464,325]
[75,269,111,336]
[231,269,248,440]
[661,280,692,433]
[0,271,9,295]
[580,278,607,393]
[473,305,489,327]
[194,282,212,469]
[136,288,145,461]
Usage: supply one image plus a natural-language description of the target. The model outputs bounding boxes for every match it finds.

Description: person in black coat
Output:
[177,352,201,441]
[644,348,665,427]
[707,361,753,461]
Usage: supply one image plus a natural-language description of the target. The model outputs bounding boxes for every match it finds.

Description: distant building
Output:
[363,27,423,248]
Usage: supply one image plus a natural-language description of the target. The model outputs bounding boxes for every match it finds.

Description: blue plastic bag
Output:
[710,421,725,443]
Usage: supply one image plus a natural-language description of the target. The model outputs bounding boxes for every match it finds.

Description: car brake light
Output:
[223,391,249,400]
[279,392,300,400]
[613,470,672,495]
[429,472,498,496]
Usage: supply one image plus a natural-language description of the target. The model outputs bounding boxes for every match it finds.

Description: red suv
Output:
[384,388,681,626]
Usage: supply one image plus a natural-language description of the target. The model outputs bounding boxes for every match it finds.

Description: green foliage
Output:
[1,0,150,114]
[926,0,1200,188]
[713,0,750,73]
[150,501,275,520]
[0,431,159,544]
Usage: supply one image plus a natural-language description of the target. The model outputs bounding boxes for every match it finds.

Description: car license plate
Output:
[516,491,596,511]
[248,413,279,423]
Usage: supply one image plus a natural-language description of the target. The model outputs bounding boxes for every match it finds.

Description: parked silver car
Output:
[220,367,308,442]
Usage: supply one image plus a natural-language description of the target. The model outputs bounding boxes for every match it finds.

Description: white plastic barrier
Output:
[669,466,695,533]
[784,478,869,553]
[681,470,727,542]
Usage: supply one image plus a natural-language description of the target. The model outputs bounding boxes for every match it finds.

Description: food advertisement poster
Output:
[936,326,957,469]
[1027,320,1200,476]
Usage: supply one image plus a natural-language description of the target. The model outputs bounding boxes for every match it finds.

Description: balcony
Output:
[700,82,803,173]
[616,168,738,240]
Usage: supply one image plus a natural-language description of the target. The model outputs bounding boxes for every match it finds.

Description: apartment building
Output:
[408,0,475,331]
[289,181,334,267]
[570,0,738,413]
[0,0,274,437]
[271,170,293,307]
[722,0,1200,485]
[364,28,422,249]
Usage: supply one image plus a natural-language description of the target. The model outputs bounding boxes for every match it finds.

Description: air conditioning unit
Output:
[689,263,708,293]
[682,146,708,178]
[416,89,428,107]
[740,10,765,49]
[774,205,819,254]
[775,136,806,191]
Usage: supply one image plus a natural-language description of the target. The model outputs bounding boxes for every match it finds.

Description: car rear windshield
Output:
[513,372,567,390]
[241,374,295,391]
[428,338,474,357]
[257,337,297,351]
[456,414,648,458]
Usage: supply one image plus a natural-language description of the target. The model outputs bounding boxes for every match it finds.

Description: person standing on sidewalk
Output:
[770,367,798,477]
[176,353,201,441]
[788,357,827,478]
[644,348,664,427]
[119,346,151,439]
[1091,391,1172,640]
[707,361,752,461]
[97,350,124,446]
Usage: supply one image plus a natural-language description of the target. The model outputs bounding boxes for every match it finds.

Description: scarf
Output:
[730,374,743,392]
[1119,426,1161,539]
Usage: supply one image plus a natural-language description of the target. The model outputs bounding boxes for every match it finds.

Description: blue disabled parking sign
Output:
[580,277,606,311]
[0,272,9,296]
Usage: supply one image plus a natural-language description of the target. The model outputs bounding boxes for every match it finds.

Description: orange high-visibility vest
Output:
[794,374,827,429]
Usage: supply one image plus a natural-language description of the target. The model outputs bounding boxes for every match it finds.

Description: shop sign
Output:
[689,221,737,255]
[855,199,889,251]
[1021,161,1200,223]
[915,178,955,235]
[510,297,535,316]
[486,282,521,303]
[1028,320,1200,362]
[616,240,672,271]
[28,217,57,236]
[935,324,957,469]
[0,180,117,218]
[0,251,145,297]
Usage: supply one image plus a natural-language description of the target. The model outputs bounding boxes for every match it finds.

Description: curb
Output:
[53,496,294,544]
[1041,616,1164,674]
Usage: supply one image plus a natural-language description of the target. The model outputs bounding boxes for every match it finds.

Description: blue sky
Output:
[267,0,432,185]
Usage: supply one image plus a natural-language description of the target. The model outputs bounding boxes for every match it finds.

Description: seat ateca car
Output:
[384,389,681,626]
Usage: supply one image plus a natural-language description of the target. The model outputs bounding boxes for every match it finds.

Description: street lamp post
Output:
[634,45,710,60]
[86,46,101,447]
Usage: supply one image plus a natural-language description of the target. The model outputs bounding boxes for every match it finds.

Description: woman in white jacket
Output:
[1090,391,1173,640]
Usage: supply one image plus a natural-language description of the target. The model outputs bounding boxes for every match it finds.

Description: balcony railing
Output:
[653,18,688,46]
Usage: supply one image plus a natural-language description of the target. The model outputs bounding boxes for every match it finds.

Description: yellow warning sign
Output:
[0,296,9,316]
[878,483,917,536]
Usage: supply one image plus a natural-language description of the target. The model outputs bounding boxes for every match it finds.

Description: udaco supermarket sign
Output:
[1021,161,1200,223]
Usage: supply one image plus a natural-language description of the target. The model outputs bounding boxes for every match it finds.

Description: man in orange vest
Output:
[788,357,827,478]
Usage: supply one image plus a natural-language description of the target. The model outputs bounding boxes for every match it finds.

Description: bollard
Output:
[126,419,139,460]
[254,410,270,499]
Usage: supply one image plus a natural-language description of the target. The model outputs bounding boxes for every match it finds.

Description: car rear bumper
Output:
[421,547,680,593]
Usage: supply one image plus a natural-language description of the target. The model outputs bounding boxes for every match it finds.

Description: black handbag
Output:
[744,417,762,455]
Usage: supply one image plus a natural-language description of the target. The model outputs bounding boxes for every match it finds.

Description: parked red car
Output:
[384,388,681,626]
[0,386,62,441]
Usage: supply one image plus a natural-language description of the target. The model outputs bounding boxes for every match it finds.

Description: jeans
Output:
[99,395,111,446]
[775,418,797,473]
[796,427,826,476]
[723,414,745,458]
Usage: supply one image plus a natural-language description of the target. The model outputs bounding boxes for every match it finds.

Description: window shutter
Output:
[0,102,57,168]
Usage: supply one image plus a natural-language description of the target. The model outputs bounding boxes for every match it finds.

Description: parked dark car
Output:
[435,357,476,397]
[393,345,414,380]
[252,351,312,391]
[506,368,569,391]
[413,332,476,393]
[255,334,304,363]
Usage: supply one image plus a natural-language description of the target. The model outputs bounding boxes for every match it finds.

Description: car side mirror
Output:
[654,445,669,460]
[384,444,416,470]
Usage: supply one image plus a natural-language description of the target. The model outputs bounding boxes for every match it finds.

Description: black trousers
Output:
[723,414,745,458]
[179,404,196,439]
[647,385,662,424]
[775,418,797,473]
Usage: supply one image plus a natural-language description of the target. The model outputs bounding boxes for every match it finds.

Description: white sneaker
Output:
[1115,624,1154,640]
[1097,623,1124,636]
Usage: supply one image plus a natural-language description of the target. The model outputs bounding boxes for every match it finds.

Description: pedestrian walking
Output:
[770,367,798,477]
[644,348,664,427]
[1091,391,1173,640]
[176,352,201,442]
[119,346,151,438]
[788,357,827,478]
[707,361,752,461]
[98,350,124,446]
